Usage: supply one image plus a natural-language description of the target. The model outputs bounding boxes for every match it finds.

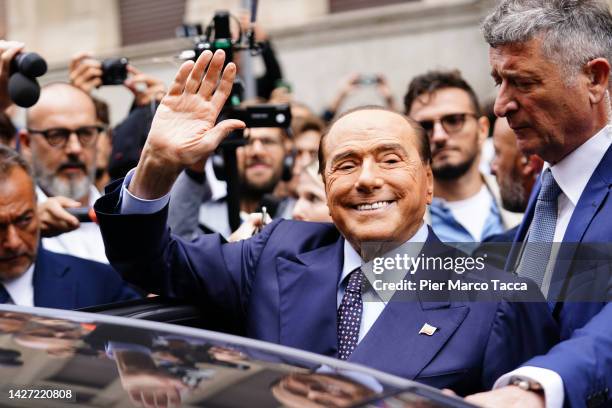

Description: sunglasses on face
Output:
[27,125,105,148]
[417,113,477,138]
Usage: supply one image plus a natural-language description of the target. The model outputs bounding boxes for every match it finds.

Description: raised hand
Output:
[129,49,245,199]
[0,40,25,111]
[124,65,167,106]
[68,52,103,93]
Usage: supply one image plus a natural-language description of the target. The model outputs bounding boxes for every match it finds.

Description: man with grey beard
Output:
[19,83,108,263]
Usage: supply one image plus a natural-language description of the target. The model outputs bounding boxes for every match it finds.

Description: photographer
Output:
[167,122,295,240]
[68,52,166,181]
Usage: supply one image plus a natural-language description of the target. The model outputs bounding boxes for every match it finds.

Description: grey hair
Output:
[0,145,33,179]
[482,0,612,80]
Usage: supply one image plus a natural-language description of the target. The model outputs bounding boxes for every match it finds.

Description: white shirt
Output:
[339,223,428,342]
[2,264,35,307]
[38,185,109,264]
[496,124,612,408]
[444,185,493,241]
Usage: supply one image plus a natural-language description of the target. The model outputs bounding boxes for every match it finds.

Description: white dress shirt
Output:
[3,264,35,307]
[38,185,109,264]
[339,223,428,342]
[496,125,612,408]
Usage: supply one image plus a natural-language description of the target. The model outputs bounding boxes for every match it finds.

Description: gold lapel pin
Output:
[419,323,438,336]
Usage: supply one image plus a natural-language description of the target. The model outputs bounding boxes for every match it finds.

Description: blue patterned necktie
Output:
[517,169,562,289]
[337,268,365,360]
[0,284,10,304]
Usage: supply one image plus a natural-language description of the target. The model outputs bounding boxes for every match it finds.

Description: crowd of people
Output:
[0,0,611,407]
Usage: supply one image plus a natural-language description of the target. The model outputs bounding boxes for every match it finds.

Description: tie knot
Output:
[538,169,561,202]
[346,268,364,294]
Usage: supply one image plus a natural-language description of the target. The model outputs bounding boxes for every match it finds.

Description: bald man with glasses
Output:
[18,83,110,263]
[404,70,522,248]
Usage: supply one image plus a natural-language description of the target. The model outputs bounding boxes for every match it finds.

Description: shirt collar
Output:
[3,263,35,306]
[340,222,429,288]
[549,125,612,206]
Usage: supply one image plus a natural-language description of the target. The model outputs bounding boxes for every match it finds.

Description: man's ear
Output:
[425,164,434,204]
[521,154,544,179]
[18,130,32,161]
[476,116,490,146]
[585,58,610,105]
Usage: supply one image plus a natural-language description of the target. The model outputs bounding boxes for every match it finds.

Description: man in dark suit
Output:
[95,49,557,395]
[0,145,139,309]
[467,1,612,407]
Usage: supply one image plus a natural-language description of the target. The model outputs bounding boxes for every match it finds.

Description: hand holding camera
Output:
[0,40,48,109]
[124,65,167,106]
[70,52,165,106]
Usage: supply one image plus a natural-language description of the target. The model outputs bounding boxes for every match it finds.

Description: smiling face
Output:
[489,37,595,163]
[0,167,39,282]
[322,109,433,251]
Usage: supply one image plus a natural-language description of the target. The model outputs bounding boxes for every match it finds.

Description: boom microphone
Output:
[7,73,40,108]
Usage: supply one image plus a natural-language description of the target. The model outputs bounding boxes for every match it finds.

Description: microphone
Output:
[11,52,47,78]
[7,52,47,108]
[7,73,40,108]
[66,207,97,223]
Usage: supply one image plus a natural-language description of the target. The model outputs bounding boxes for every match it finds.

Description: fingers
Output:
[167,60,194,96]
[127,64,142,75]
[198,50,226,98]
[69,51,92,72]
[199,119,245,151]
[70,61,103,93]
[38,197,81,237]
[210,62,237,109]
[184,50,214,94]
[0,42,24,109]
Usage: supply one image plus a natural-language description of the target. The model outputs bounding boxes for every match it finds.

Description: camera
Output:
[231,104,292,128]
[357,74,381,86]
[101,57,128,86]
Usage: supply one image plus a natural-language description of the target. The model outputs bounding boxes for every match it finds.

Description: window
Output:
[119,0,186,46]
[329,0,418,13]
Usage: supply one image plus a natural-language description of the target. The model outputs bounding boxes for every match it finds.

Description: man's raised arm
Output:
[128,49,245,200]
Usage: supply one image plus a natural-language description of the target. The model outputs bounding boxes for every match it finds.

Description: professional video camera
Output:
[176,5,292,232]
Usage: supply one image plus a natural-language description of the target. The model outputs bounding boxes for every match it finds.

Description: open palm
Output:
[145,49,245,168]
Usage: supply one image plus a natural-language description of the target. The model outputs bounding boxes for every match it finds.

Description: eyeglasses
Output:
[27,125,105,148]
[417,113,477,138]
[244,136,283,150]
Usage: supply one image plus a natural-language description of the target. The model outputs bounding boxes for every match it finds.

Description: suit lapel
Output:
[276,238,344,356]
[505,179,539,272]
[351,230,469,378]
[548,145,612,301]
[33,248,77,309]
[349,297,468,379]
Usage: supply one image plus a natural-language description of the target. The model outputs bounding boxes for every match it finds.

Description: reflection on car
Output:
[0,305,474,407]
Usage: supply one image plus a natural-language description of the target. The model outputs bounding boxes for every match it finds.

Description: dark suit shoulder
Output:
[256,219,341,258]
[43,249,116,276]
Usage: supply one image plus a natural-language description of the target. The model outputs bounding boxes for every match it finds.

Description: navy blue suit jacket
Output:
[507,144,612,407]
[95,181,557,395]
[32,247,140,309]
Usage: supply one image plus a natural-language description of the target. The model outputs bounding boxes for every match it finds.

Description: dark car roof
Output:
[0,304,471,408]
